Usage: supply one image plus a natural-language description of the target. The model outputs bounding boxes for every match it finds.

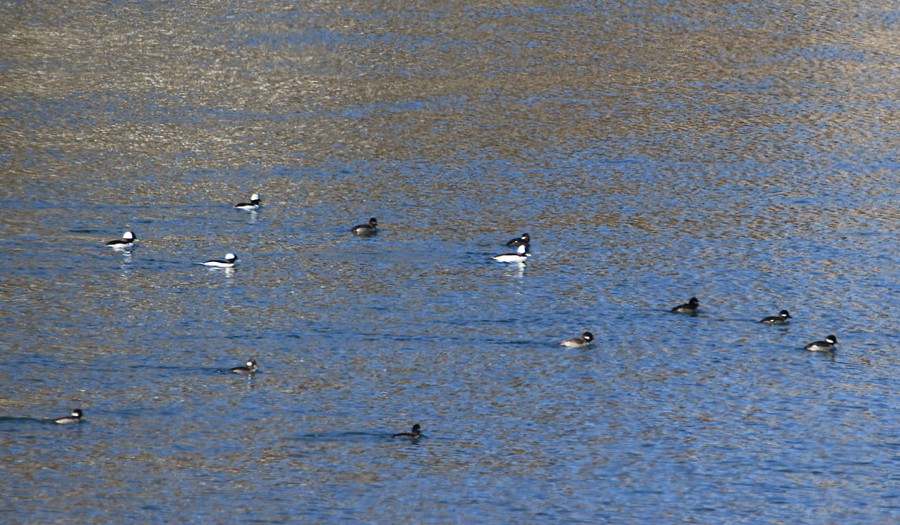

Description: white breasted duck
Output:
[560,331,594,348]
[352,218,378,237]
[492,243,530,264]
[202,253,238,268]
[54,409,83,424]
[235,193,261,211]
[106,231,137,250]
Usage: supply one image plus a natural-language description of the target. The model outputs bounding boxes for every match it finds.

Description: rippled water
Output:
[2,1,898,523]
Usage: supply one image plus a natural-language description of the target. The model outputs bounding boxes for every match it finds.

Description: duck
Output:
[505,233,530,248]
[106,231,137,250]
[560,331,594,348]
[234,193,261,212]
[201,253,238,268]
[492,243,530,264]
[392,423,422,439]
[671,297,699,313]
[54,409,83,424]
[805,335,837,352]
[760,310,792,325]
[352,218,378,237]
[230,359,258,374]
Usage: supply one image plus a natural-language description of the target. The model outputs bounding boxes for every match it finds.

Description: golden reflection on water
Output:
[2,1,898,523]
[3,1,894,178]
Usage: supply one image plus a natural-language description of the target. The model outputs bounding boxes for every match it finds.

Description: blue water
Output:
[1,1,898,523]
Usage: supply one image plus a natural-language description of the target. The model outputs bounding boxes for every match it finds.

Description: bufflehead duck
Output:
[230,359,258,374]
[352,217,378,237]
[760,310,792,325]
[202,253,238,268]
[560,331,594,348]
[54,409,83,424]
[805,335,837,352]
[671,297,699,313]
[492,243,530,263]
[506,233,530,248]
[106,231,137,250]
[392,423,421,439]
[234,193,261,211]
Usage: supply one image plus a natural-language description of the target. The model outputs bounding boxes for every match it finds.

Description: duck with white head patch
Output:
[760,310,792,325]
[54,409,83,424]
[560,331,594,348]
[202,253,238,268]
[805,335,837,352]
[106,231,137,250]
[230,359,258,374]
[234,193,261,212]
[506,233,530,248]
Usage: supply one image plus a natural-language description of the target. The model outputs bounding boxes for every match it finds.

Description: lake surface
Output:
[1,1,898,523]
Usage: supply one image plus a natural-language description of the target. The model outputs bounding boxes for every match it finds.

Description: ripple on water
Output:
[2,0,898,523]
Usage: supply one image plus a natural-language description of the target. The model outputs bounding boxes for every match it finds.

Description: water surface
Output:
[1,1,898,523]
